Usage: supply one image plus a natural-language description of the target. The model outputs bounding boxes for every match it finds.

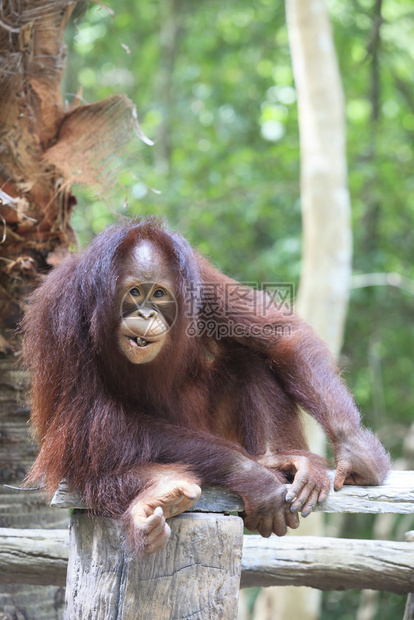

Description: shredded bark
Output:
[0,0,150,350]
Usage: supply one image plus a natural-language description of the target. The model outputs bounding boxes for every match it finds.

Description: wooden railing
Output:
[0,470,413,619]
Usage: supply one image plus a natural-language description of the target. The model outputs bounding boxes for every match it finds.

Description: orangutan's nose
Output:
[138,307,155,320]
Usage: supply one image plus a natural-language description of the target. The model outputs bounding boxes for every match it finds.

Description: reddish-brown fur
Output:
[22,217,390,542]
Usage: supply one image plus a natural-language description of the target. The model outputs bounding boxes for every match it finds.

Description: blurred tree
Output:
[253,0,351,618]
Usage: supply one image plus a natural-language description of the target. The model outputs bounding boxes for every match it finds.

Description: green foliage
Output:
[65,0,302,282]
[323,589,405,620]
[65,3,414,617]
[329,0,414,436]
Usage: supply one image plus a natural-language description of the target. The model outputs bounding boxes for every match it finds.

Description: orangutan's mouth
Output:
[127,336,150,348]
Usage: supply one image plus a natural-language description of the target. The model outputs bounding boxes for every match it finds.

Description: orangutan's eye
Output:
[129,287,142,297]
[153,288,165,299]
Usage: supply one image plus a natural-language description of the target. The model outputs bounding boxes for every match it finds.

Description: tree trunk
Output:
[253,1,352,618]
[0,2,144,616]
[290,0,351,356]
[154,0,180,175]
[0,4,76,616]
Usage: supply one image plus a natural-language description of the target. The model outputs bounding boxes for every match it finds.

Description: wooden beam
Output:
[1,528,413,595]
[51,470,414,514]
[241,535,414,594]
[0,527,68,586]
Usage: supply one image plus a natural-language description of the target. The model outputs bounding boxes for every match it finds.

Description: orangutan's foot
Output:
[130,476,201,554]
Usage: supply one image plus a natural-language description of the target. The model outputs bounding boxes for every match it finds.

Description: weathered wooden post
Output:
[52,484,245,620]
